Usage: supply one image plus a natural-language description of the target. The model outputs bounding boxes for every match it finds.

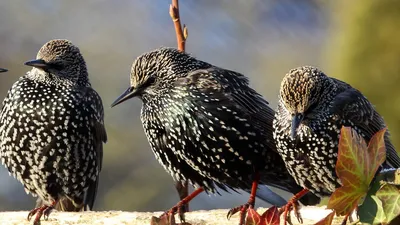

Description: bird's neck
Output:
[319,79,338,106]
[26,68,90,88]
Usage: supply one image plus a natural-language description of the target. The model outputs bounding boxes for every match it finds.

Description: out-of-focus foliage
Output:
[0,0,396,213]
[327,0,400,151]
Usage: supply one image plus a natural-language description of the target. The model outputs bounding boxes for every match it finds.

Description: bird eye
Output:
[143,76,156,88]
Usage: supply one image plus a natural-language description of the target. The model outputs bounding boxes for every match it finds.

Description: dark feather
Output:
[330,81,400,168]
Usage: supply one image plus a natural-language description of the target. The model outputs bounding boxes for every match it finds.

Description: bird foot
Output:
[158,187,204,223]
[27,201,56,225]
[42,206,54,220]
[279,200,302,225]
[227,202,254,225]
[279,188,309,225]
[227,173,259,225]
[159,203,186,223]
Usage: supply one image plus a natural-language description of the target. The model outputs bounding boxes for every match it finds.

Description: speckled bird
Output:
[273,66,400,197]
[0,39,106,224]
[111,47,319,223]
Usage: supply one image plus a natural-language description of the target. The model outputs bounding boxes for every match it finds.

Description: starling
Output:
[111,47,319,224]
[0,68,7,73]
[0,39,106,224]
[273,66,400,198]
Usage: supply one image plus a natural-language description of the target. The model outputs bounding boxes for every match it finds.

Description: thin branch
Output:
[169,0,187,52]
[170,0,190,212]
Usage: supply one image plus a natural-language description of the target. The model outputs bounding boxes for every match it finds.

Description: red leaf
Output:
[327,127,387,216]
[246,208,262,225]
[261,206,280,225]
[314,211,335,225]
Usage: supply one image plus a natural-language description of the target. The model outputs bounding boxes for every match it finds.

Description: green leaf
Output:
[327,127,387,216]
[376,184,400,223]
[358,195,386,224]
[358,177,386,224]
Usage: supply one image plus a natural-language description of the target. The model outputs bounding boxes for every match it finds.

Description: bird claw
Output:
[293,204,303,224]
[27,201,56,225]
[177,205,186,222]
[279,200,302,225]
[159,205,186,223]
[43,206,54,220]
[27,207,41,221]
[226,206,241,220]
[27,206,45,225]
[226,203,252,225]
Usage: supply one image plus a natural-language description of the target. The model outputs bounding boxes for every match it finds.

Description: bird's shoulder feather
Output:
[330,78,400,168]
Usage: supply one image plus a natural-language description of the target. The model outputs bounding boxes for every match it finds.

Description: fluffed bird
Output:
[112,48,319,224]
[273,66,400,220]
[0,39,106,225]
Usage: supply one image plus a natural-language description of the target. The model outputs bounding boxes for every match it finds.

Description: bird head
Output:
[25,39,88,85]
[0,68,7,73]
[111,47,209,107]
[279,66,329,139]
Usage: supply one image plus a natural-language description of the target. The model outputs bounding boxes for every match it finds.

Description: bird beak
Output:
[0,68,7,73]
[291,113,304,139]
[24,59,49,69]
[111,87,140,107]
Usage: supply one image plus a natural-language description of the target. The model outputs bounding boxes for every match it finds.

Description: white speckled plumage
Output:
[0,39,106,220]
[273,66,400,197]
[112,48,320,206]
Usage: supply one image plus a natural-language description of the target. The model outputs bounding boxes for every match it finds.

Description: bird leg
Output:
[160,187,204,222]
[340,209,354,225]
[280,188,309,225]
[227,173,260,225]
[27,200,57,225]
[174,180,189,213]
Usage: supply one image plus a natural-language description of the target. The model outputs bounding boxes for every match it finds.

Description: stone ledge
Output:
[0,206,344,225]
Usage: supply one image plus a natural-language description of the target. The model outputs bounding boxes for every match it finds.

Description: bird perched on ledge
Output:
[273,66,400,209]
[111,47,319,224]
[0,39,106,225]
[0,68,7,73]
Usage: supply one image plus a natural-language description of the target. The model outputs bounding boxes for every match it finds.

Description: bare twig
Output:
[170,0,190,212]
[169,0,187,52]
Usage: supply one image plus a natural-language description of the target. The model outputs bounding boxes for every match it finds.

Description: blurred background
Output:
[0,0,399,212]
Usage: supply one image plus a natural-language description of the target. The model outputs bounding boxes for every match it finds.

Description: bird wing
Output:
[174,68,321,204]
[172,67,301,192]
[176,67,276,151]
[80,86,107,211]
[330,79,400,168]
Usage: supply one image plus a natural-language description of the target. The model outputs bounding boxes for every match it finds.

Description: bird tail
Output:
[246,183,320,207]
[35,197,85,212]
[35,178,99,211]
[83,177,100,211]
[285,184,321,206]
[251,185,287,207]
[259,174,321,206]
